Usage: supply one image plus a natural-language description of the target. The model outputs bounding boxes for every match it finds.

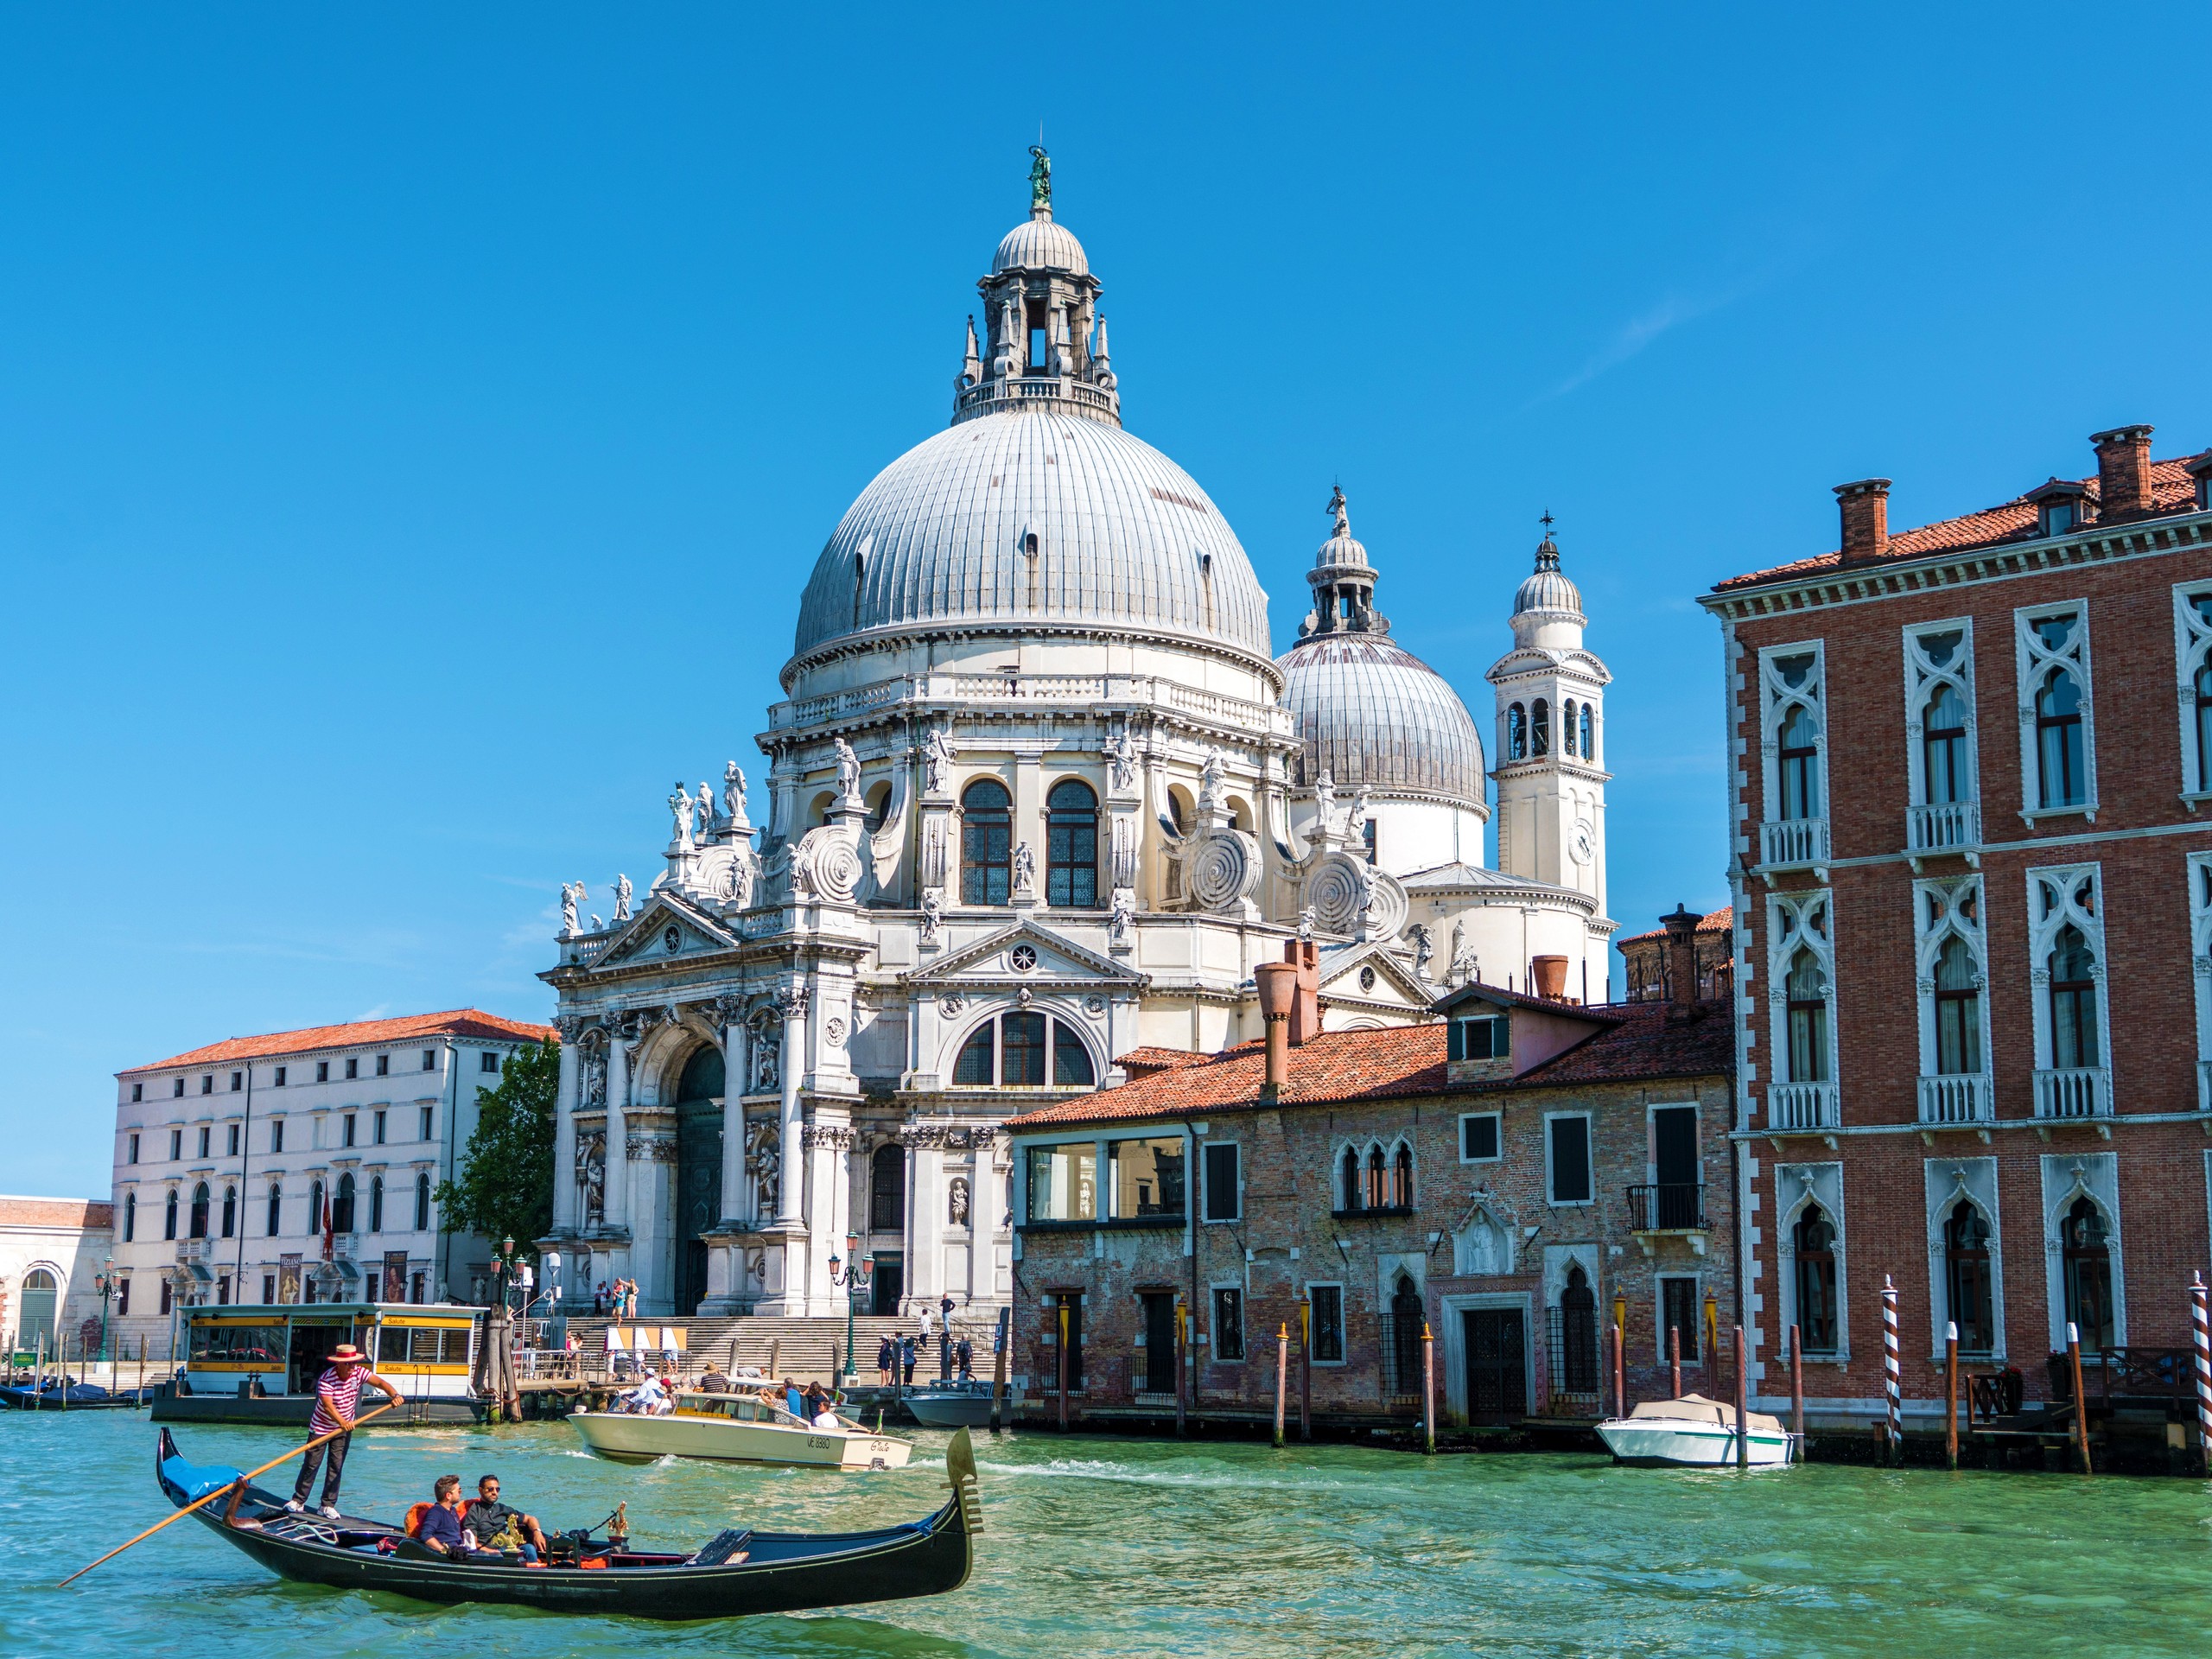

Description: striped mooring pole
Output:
[2192,1274,2212,1478]
[1881,1275,1903,1462]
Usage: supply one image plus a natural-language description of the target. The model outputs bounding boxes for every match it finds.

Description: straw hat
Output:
[327,1344,366,1366]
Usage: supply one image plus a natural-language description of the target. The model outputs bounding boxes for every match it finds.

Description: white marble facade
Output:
[539,156,1614,1319]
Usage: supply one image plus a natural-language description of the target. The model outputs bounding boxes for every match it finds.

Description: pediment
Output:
[904,918,1146,991]
[588,894,742,972]
[1484,645,1611,686]
[1316,942,1432,1008]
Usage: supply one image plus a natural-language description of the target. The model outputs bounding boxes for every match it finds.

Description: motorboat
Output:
[1594,1395,1795,1467]
[569,1389,915,1470]
[149,1425,976,1618]
[902,1381,1015,1429]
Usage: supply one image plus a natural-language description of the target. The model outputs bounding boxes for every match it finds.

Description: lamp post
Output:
[826,1235,872,1379]
[92,1257,118,1363]
[490,1235,519,1314]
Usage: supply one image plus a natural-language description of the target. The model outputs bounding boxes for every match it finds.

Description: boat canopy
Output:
[1626,1394,1786,1434]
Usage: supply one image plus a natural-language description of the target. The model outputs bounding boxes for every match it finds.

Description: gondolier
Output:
[286,1344,401,1518]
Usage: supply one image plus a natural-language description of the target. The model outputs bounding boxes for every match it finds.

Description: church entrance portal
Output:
[672,1046,725,1315]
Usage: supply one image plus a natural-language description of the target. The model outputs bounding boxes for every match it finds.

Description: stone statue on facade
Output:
[559,880,583,938]
[1299,906,1316,943]
[613,873,633,924]
[696,781,717,841]
[948,1176,971,1227]
[921,887,944,942]
[834,736,861,805]
[1028,143,1051,211]
[1448,919,1478,987]
[1313,770,1336,839]
[922,725,957,794]
[1104,726,1137,793]
[726,849,753,910]
[1012,840,1036,894]
[670,782,696,853]
[1351,785,1371,843]
[749,1128,779,1217]
[722,761,749,830]
[1198,750,1225,819]
[1410,922,1434,981]
[1327,484,1350,539]
[588,913,603,931]
[1110,886,1135,944]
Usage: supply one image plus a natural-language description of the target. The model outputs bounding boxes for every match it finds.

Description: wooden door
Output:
[1463,1307,1527,1422]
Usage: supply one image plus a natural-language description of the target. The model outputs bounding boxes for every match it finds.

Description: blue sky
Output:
[5,5,2209,1197]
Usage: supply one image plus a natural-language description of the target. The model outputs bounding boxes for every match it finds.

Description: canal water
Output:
[4,1411,2210,1657]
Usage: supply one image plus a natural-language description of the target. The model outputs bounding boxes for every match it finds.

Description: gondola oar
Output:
[59,1400,400,1587]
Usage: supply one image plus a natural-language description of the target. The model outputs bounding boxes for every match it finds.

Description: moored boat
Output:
[152,1424,976,1618]
[902,1382,1014,1428]
[569,1389,915,1470]
[1594,1395,1795,1467]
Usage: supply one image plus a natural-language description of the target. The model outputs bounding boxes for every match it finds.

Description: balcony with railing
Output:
[1767,1080,1840,1131]
[1917,1072,1993,1126]
[1760,816,1829,870]
[1625,1184,1709,1231]
[1908,799,1980,856]
[2034,1066,2112,1120]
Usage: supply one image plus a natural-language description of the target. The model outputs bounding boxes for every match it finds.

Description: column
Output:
[776,987,807,1226]
[550,1017,581,1233]
[973,1130,1006,1307]
[719,1009,748,1224]
[604,1022,631,1230]
[908,1132,943,1311]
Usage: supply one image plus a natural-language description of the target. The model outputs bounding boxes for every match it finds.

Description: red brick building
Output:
[1703,423,2212,1424]
[1619,905,1732,1003]
[1001,938,1732,1429]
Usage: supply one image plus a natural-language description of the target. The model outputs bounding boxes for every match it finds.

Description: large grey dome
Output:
[789,408,1273,671]
[1276,632,1487,804]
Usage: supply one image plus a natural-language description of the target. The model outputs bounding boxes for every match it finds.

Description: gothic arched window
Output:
[2049,925,2099,1069]
[1392,1144,1415,1210]
[219,1184,236,1239]
[308,1179,325,1236]
[1579,701,1594,761]
[2061,1194,2113,1349]
[163,1188,178,1241]
[1364,1146,1387,1210]
[1508,704,1527,761]
[1934,936,1981,1075]
[1778,704,1821,820]
[189,1181,210,1240]
[1046,779,1098,907]
[1531,698,1551,757]
[414,1173,431,1231]
[1794,1205,1839,1354]
[1785,948,1829,1083]
[1943,1198,1993,1353]
[2196,663,2212,791]
[123,1191,137,1243]
[333,1172,356,1235]
[1563,698,1579,757]
[1559,1263,1599,1395]
[368,1175,385,1234]
[268,1184,283,1237]
[1923,682,1968,804]
[2036,668,2087,808]
[1339,1146,1362,1211]
[960,778,1013,905]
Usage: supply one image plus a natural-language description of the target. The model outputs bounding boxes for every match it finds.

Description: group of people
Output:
[875,1296,976,1388]
[414,1473,550,1562]
[594,1279,640,1318]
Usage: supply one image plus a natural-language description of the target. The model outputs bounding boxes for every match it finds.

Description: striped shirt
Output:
[308,1366,364,1436]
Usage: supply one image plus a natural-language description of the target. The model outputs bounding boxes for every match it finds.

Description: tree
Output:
[435,1038,559,1258]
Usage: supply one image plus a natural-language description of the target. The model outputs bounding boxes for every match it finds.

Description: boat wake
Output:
[974,1456,1352,1495]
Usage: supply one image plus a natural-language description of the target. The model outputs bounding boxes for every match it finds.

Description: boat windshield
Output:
[677,1393,814,1427]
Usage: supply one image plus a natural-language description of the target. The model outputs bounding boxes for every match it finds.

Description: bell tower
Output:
[1486,525,1611,912]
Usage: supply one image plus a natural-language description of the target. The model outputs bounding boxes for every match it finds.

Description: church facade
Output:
[537,158,1616,1320]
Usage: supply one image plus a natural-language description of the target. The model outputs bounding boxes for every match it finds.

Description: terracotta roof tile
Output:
[1715,454,2208,593]
[1007,1001,1732,1131]
[0,1196,113,1230]
[121,1009,555,1076]
[1617,905,1733,948]
[1116,1046,1210,1076]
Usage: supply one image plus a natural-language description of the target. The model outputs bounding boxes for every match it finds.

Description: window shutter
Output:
[1448,1020,1465,1062]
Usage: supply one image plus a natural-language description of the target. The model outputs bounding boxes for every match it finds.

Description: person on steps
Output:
[286,1343,401,1520]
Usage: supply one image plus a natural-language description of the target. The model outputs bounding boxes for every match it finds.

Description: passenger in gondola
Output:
[461,1475,545,1562]
[416,1475,482,1558]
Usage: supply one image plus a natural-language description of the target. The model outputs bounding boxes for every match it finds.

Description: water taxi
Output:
[902,1381,1014,1428]
[154,1302,486,1426]
[1594,1394,1795,1467]
[568,1389,915,1470]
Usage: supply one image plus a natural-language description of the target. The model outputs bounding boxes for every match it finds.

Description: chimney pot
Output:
[1255,962,1298,1096]
[1530,955,1568,1001]
[1660,904,1701,1018]
[1834,479,1891,563]
[2090,424,2156,518]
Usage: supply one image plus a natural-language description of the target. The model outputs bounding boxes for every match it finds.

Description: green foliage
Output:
[434,1038,559,1256]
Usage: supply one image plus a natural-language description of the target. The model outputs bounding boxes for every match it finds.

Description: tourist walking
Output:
[286,1343,401,1519]
[899,1334,918,1387]
[876,1334,895,1387]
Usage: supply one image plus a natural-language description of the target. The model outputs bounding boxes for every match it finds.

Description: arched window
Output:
[1340,1146,1362,1211]
[1508,704,1527,761]
[1579,702,1594,761]
[1392,1144,1415,1209]
[219,1185,236,1239]
[953,1014,1094,1087]
[960,779,1013,905]
[2196,662,2212,791]
[1793,1206,1839,1354]
[189,1181,210,1240]
[1046,779,1098,906]
[1943,1198,1993,1353]
[123,1192,137,1243]
[1531,698,1551,757]
[163,1188,179,1241]
[2061,1195,2113,1349]
[368,1175,385,1234]
[1559,1263,1600,1395]
[1934,936,1981,1075]
[308,1179,325,1236]
[414,1173,431,1231]
[871,1143,906,1231]
[1923,682,1968,804]
[1778,704,1820,819]
[1389,1274,1423,1397]
[2035,668,2086,808]
[1364,1146,1387,1210]
[333,1172,356,1235]
[2049,925,2099,1069]
[267,1184,283,1237]
[18,1268,58,1353]
[1785,948,1829,1083]
[1562,698,1579,757]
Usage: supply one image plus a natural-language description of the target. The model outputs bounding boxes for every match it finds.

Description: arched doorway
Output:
[673,1045,726,1314]
[18,1268,59,1354]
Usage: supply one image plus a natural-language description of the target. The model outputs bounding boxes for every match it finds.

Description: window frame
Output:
[1201,1141,1241,1223]
[959,778,1014,906]
[950,1012,1096,1090]
[1210,1284,1246,1363]
[1459,1112,1502,1164]
[1448,1013,1508,1062]
[1758,642,1827,829]
[1902,619,1979,830]
[1305,1281,1346,1367]
[1044,777,1099,908]
[1914,874,1989,1088]
[1543,1111,1594,1207]
[2173,582,2212,799]
[2024,862,2110,1084]
[2014,601,2098,822]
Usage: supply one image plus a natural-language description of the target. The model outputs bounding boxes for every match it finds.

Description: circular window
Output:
[1010,944,1039,973]
[1359,965,1377,991]
[664,926,682,954]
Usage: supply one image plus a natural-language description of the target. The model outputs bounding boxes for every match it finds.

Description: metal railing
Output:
[1544,1305,1602,1415]
[1128,1346,1177,1402]
[1917,1072,1993,1125]
[1908,799,1980,855]
[1375,1313,1424,1410]
[1767,1080,1840,1130]
[1624,1184,1708,1230]
[2033,1066,2112,1120]
[1760,816,1829,868]
[769,671,1295,737]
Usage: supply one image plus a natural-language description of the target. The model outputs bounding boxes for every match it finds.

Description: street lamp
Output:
[826,1234,873,1380]
[92,1256,118,1363]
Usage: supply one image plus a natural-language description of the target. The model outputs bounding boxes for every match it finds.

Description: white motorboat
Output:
[1594,1395,1795,1468]
[903,1381,1018,1428]
[569,1389,914,1471]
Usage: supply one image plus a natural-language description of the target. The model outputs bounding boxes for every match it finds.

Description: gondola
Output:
[152,1424,980,1618]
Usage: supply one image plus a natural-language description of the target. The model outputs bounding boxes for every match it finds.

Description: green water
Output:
[4,1412,2211,1657]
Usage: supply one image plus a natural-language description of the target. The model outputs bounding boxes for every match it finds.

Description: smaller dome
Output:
[1276,633,1487,804]
[1314,528,1370,572]
[1513,533,1583,618]
[992,210,1090,276]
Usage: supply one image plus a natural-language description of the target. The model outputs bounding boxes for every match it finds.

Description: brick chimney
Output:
[2090,424,2155,518]
[1286,940,1321,1046]
[1834,479,1891,563]
[1660,904,1700,1020]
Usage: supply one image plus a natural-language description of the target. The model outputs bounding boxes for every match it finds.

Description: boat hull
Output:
[569,1410,912,1470]
[1595,1418,1793,1467]
[904,1390,1007,1428]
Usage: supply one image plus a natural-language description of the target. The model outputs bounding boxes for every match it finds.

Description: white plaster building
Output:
[537,156,1616,1321]
[108,1009,550,1357]
[0,1197,113,1358]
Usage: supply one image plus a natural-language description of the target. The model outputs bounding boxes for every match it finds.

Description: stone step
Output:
[559,1313,993,1384]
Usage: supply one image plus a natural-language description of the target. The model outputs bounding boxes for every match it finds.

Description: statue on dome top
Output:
[1028,144,1051,212]
[1327,485,1350,540]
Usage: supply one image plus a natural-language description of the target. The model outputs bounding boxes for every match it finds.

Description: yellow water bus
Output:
[153,1301,489,1426]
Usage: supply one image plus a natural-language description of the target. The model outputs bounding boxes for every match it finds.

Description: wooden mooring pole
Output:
[1669,1324,1681,1401]
[1173,1297,1187,1439]
[1610,1322,1624,1419]
[1880,1276,1903,1465]
[1421,1323,1436,1455]
[1943,1321,1959,1470]
[1732,1325,1748,1471]
[1298,1298,1312,1442]
[2067,1322,2093,1476]
[1273,1324,1287,1448]
[2191,1273,2212,1478]
[1056,1303,1070,1432]
[989,1306,1008,1436]
[1789,1323,1804,1443]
